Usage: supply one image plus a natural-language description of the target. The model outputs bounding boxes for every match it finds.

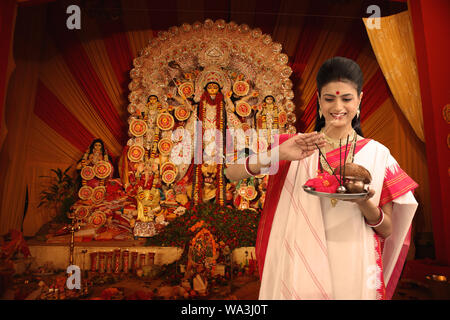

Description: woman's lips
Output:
[330,112,347,120]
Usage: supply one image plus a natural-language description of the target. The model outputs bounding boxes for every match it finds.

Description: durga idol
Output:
[190,69,243,206]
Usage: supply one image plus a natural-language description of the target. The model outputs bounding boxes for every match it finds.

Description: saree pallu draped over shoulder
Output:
[256,134,418,300]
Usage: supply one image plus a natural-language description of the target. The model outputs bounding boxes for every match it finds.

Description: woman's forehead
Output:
[321,81,357,95]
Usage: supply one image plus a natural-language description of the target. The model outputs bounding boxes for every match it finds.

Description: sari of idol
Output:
[256,134,418,300]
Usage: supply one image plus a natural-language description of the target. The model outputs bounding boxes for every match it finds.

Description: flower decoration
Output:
[305,172,341,193]
[146,203,260,251]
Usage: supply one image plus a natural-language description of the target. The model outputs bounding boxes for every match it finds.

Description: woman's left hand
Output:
[343,187,375,204]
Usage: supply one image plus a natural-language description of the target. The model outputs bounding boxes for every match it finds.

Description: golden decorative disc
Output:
[158,138,173,155]
[81,166,95,181]
[93,161,112,179]
[92,186,106,204]
[78,186,93,201]
[178,82,194,98]
[75,206,90,219]
[236,101,252,117]
[128,145,145,162]
[174,105,190,121]
[233,80,250,96]
[129,119,148,137]
[162,170,176,184]
[157,113,175,131]
[89,211,107,227]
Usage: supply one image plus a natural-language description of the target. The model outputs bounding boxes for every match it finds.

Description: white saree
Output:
[258,139,418,300]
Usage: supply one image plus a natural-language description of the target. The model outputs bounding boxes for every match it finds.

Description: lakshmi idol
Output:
[225,57,418,300]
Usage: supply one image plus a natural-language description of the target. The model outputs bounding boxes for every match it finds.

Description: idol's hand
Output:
[279,132,326,162]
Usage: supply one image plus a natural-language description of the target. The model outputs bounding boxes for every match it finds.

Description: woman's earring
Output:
[356,108,360,118]
[319,109,323,119]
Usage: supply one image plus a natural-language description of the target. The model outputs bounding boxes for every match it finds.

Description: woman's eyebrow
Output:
[323,93,353,97]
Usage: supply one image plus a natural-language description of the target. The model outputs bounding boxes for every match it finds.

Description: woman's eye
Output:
[325,98,334,102]
[343,98,352,102]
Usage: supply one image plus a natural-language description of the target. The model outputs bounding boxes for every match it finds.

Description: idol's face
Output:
[318,81,362,129]
[137,191,145,201]
[206,83,219,95]
[93,142,102,151]
[148,96,158,104]
[264,96,274,104]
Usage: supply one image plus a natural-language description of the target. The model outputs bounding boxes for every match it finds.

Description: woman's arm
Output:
[224,132,325,181]
[355,192,393,238]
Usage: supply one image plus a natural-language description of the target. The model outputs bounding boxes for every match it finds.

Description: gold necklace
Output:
[321,128,356,150]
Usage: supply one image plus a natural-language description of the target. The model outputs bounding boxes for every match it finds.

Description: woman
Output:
[225,57,418,300]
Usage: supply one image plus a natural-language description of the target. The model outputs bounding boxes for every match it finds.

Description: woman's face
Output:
[318,81,362,129]
[206,83,219,95]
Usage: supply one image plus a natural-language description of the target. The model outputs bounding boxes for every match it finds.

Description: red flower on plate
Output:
[305,172,341,193]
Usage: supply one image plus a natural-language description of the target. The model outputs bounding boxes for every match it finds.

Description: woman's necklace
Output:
[321,128,357,150]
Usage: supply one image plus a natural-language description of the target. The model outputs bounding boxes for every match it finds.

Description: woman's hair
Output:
[314,56,364,136]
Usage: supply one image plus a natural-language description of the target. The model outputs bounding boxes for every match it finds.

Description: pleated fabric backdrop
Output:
[0,0,430,239]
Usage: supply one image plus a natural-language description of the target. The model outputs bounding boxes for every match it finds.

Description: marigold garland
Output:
[145,202,260,251]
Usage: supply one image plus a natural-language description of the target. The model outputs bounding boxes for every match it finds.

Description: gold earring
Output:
[319,109,323,118]
[356,109,360,118]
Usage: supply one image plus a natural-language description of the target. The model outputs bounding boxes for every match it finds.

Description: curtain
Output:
[362,95,432,235]
[363,11,425,142]
[0,5,47,235]
[0,0,17,151]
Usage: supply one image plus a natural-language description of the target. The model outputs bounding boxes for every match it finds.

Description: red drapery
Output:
[0,0,17,139]
[34,80,95,152]
[408,0,450,265]
[47,5,127,145]
[99,20,134,92]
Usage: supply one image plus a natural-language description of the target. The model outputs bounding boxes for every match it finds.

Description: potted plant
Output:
[37,166,78,224]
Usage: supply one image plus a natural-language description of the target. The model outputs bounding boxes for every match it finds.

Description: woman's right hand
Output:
[278,132,326,161]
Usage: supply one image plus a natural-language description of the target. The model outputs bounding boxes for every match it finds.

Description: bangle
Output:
[365,207,384,228]
[244,155,259,176]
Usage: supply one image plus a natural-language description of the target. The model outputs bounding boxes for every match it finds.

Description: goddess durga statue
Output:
[120,19,297,231]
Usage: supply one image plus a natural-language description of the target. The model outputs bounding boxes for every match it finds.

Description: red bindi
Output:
[336,91,340,95]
